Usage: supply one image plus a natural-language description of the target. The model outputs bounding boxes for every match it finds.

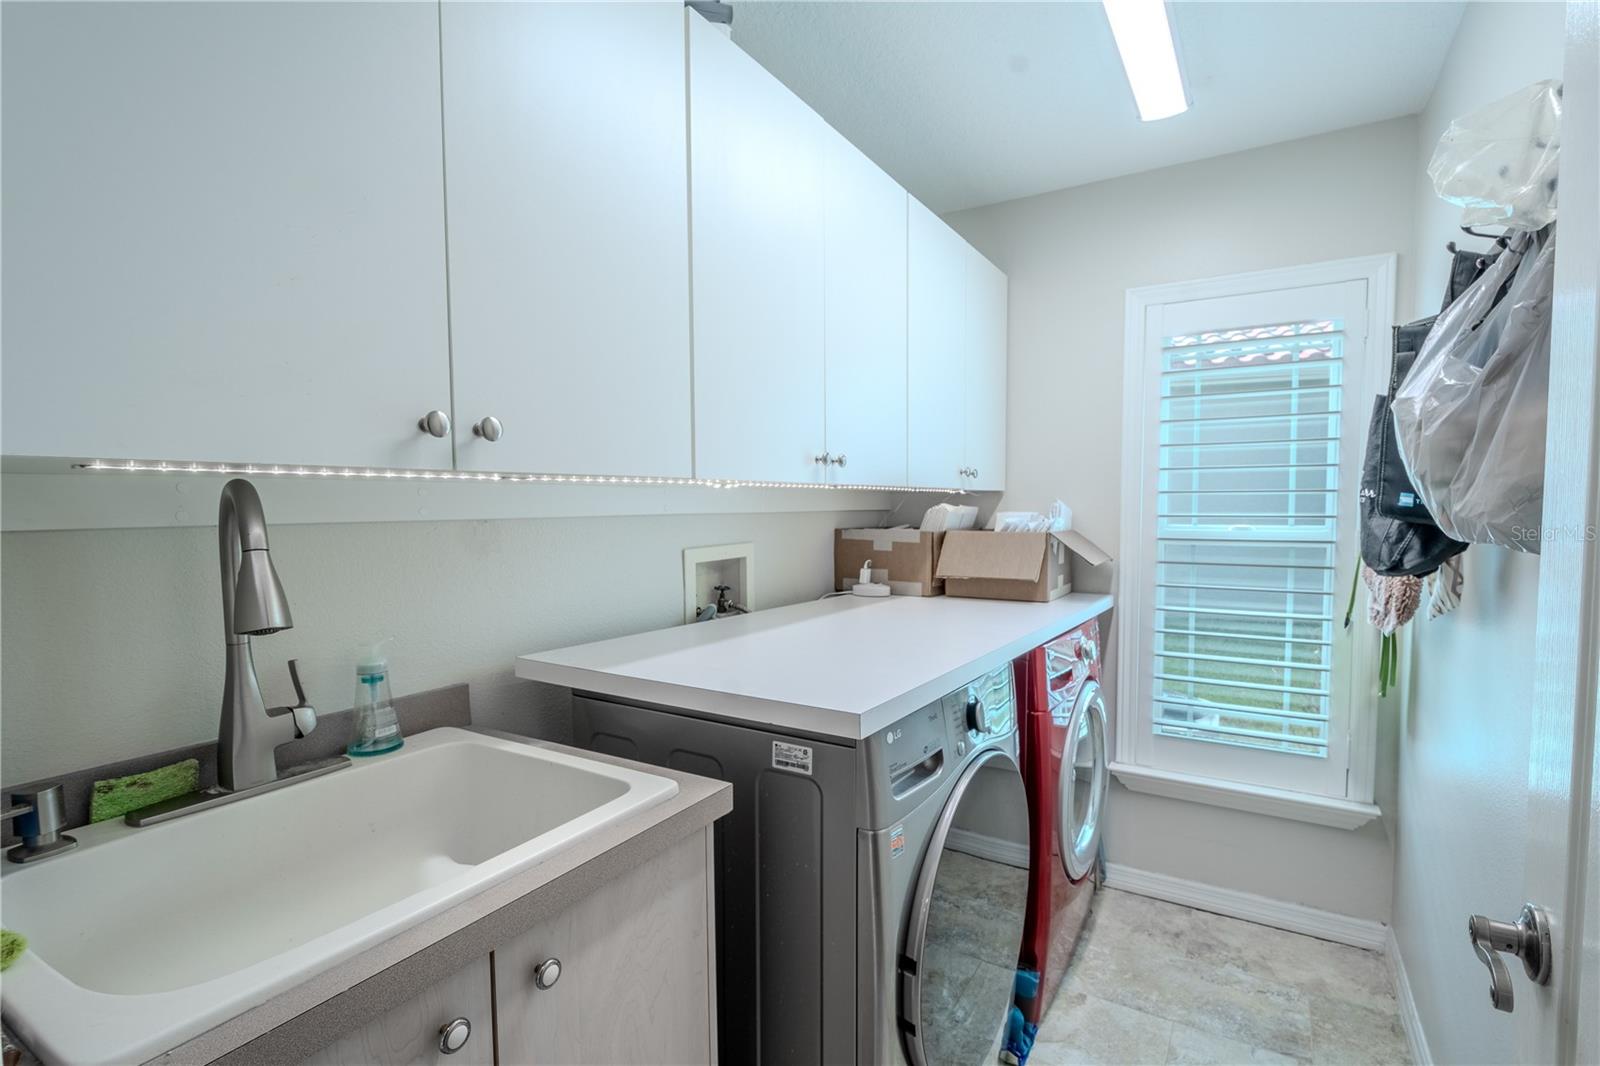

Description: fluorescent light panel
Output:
[1102,0,1189,122]
[71,460,962,494]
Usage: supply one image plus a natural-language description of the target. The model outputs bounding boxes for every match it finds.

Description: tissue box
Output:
[834,529,946,596]
[936,530,1112,602]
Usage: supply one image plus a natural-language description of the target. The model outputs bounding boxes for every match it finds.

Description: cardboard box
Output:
[936,529,1113,602]
[834,528,946,596]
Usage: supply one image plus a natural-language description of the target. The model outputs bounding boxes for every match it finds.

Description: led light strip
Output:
[72,460,964,495]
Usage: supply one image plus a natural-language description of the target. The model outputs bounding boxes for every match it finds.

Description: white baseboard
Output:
[1386,926,1433,1066]
[1102,862,1387,950]
[945,827,1031,869]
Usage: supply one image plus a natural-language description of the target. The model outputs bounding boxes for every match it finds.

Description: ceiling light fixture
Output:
[1101,0,1189,122]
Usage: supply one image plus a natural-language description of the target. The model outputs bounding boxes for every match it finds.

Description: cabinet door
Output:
[495,829,714,1066]
[298,957,492,1066]
[689,15,827,483]
[906,200,969,488]
[822,127,909,487]
[964,249,1008,491]
[441,2,692,477]
[0,2,452,469]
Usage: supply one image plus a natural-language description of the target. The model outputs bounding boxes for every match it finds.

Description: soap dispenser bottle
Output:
[348,640,403,757]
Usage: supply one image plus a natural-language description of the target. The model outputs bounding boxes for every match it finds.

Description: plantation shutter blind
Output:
[1152,319,1343,758]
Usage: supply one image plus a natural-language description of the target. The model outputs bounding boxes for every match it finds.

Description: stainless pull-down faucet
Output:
[126,479,348,826]
[217,477,315,791]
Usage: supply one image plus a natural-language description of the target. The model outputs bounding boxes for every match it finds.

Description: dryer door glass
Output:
[1058,680,1108,881]
[900,748,1029,1066]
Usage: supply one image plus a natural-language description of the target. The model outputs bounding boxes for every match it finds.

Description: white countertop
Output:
[516,592,1114,741]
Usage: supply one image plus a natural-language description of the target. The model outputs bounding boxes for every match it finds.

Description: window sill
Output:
[1108,762,1381,831]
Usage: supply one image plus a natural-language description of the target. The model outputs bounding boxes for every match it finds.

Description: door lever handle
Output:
[1467,903,1551,1013]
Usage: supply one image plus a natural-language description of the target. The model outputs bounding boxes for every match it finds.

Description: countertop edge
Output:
[145,728,732,1066]
[517,594,1116,740]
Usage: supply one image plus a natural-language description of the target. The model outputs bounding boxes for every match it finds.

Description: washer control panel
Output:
[944,665,1015,741]
[861,663,1017,830]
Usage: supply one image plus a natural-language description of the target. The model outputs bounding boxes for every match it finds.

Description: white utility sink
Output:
[0,727,678,1066]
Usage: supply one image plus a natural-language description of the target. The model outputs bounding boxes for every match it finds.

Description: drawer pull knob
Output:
[438,1017,471,1054]
[534,957,562,990]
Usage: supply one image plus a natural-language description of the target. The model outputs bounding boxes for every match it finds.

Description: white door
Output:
[1507,8,1600,1062]
[822,126,909,487]
[0,2,453,470]
[907,200,968,489]
[440,1,691,478]
[964,248,1009,491]
[688,13,826,483]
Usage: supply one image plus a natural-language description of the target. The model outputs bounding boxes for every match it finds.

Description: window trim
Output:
[1116,254,1396,824]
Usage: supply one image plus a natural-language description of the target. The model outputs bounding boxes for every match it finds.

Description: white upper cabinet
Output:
[0,2,452,469]
[907,202,1008,490]
[440,2,691,477]
[907,201,969,488]
[688,14,827,483]
[964,248,1008,491]
[822,127,909,487]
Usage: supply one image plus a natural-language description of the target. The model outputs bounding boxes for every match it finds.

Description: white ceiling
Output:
[730,1,1465,213]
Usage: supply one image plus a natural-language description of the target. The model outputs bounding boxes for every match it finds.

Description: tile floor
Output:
[1029,889,1411,1066]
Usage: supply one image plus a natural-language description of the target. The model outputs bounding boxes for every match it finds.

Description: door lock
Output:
[1467,903,1551,1012]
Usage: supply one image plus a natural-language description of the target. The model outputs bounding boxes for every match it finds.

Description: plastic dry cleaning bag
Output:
[1391,228,1555,551]
[1428,80,1562,230]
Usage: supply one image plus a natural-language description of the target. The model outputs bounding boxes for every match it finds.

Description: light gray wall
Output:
[1390,5,1565,1063]
[944,116,1422,922]
[1,506,883,782]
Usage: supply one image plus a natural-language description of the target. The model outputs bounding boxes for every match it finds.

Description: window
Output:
[1116,258,1393,815]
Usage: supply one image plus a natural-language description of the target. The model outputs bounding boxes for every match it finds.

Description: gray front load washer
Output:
[572,663,1030,1066]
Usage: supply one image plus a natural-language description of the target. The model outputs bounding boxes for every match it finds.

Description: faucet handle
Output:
[285,659,317,739]
[287,659,310,706]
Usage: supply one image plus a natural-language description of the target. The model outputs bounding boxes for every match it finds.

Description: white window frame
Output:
[1112,254,1395,831]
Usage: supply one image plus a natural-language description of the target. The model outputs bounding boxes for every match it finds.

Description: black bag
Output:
[1360,394,1468,575]
[1358,249,1489,575]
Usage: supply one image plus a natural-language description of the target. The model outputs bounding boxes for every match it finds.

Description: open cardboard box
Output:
[834,528,945,596]
[936,529,1113,602]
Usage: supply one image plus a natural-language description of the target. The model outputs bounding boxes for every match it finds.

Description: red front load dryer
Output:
[1015,619,1109,1025]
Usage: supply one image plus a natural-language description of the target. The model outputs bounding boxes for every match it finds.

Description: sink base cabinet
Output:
[294,829,716,1066]
[298,958,494,1066]
[495,828,716,1066]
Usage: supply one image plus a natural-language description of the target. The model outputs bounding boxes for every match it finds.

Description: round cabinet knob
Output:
[473,416,503,442]
[533,957,562,990]
[438,1018,471,1055]
[829,454,847,467]
[814,452,831,465]
[418,410,451,438]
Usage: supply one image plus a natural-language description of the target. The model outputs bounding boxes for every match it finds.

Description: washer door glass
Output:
[1058,679,1107,881]
[900,748,1029,1066]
